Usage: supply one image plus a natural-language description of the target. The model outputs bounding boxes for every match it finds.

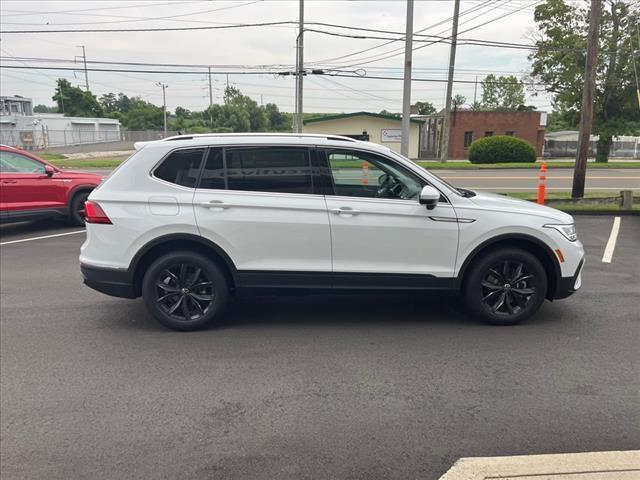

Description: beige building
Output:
[302,112,423,159]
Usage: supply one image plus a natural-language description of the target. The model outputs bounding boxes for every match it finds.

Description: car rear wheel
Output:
[69,191,90,225]
[142,251,228,331]
[463,248,547,325]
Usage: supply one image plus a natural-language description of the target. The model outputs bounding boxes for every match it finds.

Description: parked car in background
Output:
[0,145,103,225]
[81,133,584,330]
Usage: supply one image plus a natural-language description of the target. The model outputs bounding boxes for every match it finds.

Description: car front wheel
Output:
[142,251,228,331]
[463,248,547,325]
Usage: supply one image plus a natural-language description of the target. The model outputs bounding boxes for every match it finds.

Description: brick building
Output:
[419,110,547,159]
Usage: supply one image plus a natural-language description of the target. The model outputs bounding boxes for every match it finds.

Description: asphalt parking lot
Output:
[1,216,638,480]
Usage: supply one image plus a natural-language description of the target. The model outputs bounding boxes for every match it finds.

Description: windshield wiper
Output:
[457,188,476,198]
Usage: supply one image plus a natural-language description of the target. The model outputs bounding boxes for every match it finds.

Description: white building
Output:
[0,96,121,149]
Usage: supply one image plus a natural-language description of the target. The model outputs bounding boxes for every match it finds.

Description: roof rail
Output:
[159,133,359,142]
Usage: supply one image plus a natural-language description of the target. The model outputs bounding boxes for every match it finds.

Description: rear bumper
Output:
[554,258,584,300]
[81,263,137,299]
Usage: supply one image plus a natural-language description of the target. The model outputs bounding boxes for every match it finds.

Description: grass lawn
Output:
[50,158,125,168]
[46,156,640,171]
[416,160,640,170]
[500,191,619,200]
[39,152,68,161]
[498,191,639,212]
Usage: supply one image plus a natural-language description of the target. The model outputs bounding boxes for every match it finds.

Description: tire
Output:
[142,251,228,331]
[69,191,90,226]
[463,248,547,325]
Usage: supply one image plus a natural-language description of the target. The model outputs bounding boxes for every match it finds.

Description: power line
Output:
[1,1,206,17]
[0,20,296,34]
[305,0,495,65]
[310,1,508,67]
[331,0,541,70]
[0,64,549,86]
[1,0,263,26]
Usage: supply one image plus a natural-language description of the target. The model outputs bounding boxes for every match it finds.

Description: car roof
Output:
[134,133,394,156]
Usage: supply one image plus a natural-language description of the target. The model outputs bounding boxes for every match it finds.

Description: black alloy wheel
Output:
[142,252,228,331]
[155,263,215,321]
[463,248,547,325]
[480,260,536,316]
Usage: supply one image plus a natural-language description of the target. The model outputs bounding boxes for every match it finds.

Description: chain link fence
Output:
[544,135,640,159]
[0,129,179,153]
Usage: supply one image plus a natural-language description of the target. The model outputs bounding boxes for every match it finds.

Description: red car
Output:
[0,145,103,225]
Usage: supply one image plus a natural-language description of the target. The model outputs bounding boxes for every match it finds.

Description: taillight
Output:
[84,200,112,224]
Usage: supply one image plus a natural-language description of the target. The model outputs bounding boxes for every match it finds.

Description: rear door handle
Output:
[1,180,18,184]
[198,200,231,209]
[330,207,361,215]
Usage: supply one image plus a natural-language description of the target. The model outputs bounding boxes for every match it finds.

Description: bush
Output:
[468,135,537,164]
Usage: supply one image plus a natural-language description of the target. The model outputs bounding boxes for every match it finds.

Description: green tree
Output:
[452,94,467,109]
[99,93,118,114]
[33,104,58,113]
[480,74,527,110]
[414,101,437,115]
[52,79,104,117]
[264,103,291,131]
[529,0,640,162]
[223,86,267,131]
[120,98,164,129]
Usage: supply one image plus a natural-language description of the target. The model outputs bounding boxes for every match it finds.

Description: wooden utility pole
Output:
[156,82,168,137]
[208,67,213,127]
[439,0,460,163]
[572,0,602,199]
[76,45,89,91]
[294,0,304,133]
[400,0,414,157]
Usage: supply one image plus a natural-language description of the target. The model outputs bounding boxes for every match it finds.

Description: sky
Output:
[0,0,556,114]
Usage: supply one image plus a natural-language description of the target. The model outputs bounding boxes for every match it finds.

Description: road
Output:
[348,168,640,192]
[1,217,639,480]
[89,167,640,192]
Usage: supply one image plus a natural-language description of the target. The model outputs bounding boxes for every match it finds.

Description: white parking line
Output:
[0,230,85,246]
[602,217,621,263]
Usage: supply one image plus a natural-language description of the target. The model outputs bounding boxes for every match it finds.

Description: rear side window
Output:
[199,149,225,190]
[225,148,312,194]
[154,148,204,188]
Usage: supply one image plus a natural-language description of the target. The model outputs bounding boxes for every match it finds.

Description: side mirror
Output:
[44,165,56,177]
[419,185,440,210]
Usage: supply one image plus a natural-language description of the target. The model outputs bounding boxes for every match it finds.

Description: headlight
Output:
[544,223,577,242]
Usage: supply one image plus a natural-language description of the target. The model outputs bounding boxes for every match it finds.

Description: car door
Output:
[321,148,459,284]
[193,146,332,289]
[0,150,63,213]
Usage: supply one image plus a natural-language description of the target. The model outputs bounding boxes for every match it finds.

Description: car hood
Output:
[55,170,104,181]
[468,190,573,223]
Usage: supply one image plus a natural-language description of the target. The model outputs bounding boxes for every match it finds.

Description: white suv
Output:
[80,134,584,330]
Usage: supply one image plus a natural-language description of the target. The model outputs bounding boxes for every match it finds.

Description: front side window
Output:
[154,148,204,188]
[225,148,312,194]
[326,150,423,201]
[0,151,45,174]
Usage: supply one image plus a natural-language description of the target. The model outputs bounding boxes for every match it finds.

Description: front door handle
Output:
[1,180,18,184]
[198,200,231,209]
[330,207,361,216]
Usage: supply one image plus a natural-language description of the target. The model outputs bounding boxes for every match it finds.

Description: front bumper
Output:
[81,263,137,299]
[554,258,584,300]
